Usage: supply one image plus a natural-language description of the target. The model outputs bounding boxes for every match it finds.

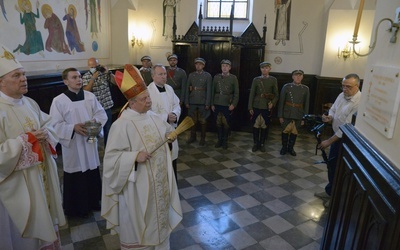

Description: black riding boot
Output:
[187,125,197,144]
[259,128,268,152]
[199,124,207,146]
[252,127,260,152]
[215,126,223,148]
[222,128,229,149]
[280,133,289,155]
[288,134,297,156]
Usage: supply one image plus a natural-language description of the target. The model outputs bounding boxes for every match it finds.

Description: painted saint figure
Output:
[163,0,177,40]
[42,4,70,54]
[274,0,292,46]
[63,4,85,53]
[84,0,101,39]
[13,0,44,56]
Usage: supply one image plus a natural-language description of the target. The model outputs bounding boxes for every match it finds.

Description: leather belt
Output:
[285,101,303,108]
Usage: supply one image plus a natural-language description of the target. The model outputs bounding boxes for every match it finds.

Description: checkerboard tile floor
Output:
[58,124,329,250]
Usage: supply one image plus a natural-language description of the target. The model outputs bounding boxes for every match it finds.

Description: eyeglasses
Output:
[341,84,357,90]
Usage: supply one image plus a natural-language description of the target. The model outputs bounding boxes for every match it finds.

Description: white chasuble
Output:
[102,109,182,247]
[0,94,65,245]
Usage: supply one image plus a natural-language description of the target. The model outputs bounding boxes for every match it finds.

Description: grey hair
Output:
[343,73,360,86]
[151,64,165,76]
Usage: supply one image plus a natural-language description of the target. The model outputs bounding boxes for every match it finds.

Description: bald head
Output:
[87,57,99,68]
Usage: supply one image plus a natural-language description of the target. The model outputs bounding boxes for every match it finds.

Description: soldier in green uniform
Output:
[166,54,187,105]
[248,62,279,152]
[277,70,310,156]
[185,58,212,146]
[139,55,153,85]
[211,59,239,149]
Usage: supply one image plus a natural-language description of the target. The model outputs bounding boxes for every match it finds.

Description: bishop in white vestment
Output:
[101,64,182,250]
[0,43,65,250]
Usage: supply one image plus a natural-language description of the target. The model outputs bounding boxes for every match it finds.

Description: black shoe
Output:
[280,147,287,155]
[260,144,266,152]
[288,149,296,156]
[199,139,205,146]
[252,144,258,152]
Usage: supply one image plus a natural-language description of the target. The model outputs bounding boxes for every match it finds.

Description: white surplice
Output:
[101,109,182,247]
[49,91,107,173]
[0,92,65,249]
[147,82,181,160]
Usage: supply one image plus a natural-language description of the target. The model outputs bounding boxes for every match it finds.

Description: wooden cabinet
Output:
[322,124,400,249]
[172,10,267,131]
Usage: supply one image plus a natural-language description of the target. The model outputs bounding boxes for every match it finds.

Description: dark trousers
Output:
[104,108,113,146]
[325,140,341,196]
[63,168,102,217]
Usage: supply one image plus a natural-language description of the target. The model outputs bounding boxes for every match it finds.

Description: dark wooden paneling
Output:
[314,76,363,115]
[24,69,349,134]
[25,67,125,117]
[322,124,400,249]
[26,73,67,114]
[314,76,343,115]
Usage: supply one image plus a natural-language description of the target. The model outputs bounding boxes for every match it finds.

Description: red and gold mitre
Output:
[115,64,147,100]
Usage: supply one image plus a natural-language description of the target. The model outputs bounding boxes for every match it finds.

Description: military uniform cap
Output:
[114,64,147,100]
[259,61,271,68]
[167,54,178,60]
[292,69,304,75]
[0,43,23,77]
[220,59,231,65]
[140,56,151,61]
[194,58,206,65]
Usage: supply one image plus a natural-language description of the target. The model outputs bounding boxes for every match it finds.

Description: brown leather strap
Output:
[285,101,303,108]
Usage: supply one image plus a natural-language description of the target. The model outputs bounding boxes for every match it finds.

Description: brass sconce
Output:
[337,43,358,60]
[131,36,143,48]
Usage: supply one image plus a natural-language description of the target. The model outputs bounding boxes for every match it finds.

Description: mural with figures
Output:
[0,0,110,62]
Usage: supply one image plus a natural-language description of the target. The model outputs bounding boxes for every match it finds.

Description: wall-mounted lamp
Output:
[131,36,143,48]
[338,43,359,60]
[350,0,399,57]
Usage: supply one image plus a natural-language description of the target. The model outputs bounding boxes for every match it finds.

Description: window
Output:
[206,0,248,19]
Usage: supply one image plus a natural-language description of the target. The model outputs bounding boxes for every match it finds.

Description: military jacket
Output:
[211,73,239,107]
[277,82,310,120]
[248,75,279,110]
[166,67,187,102]
[186,70,212,106]
[140,68,152,86]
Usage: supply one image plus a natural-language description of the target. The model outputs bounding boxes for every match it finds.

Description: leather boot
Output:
[222,128,229,149]
[280,133,289,155]
[288,134,297,156]
[199,124,207,146]
[186,126,197,144]
[252,127,260,152]
[215,126,223,148]
[259,128,268,152]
